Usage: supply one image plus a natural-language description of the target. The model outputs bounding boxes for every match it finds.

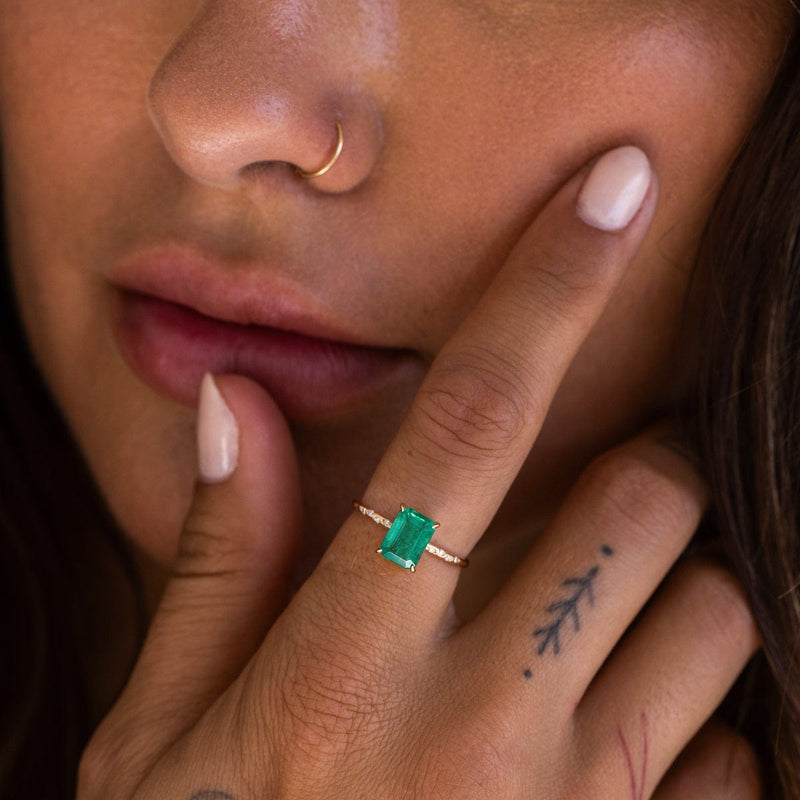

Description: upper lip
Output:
[112,241,391,347]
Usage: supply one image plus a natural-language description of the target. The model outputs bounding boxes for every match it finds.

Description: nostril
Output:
[292,97,385,195]
[295,120,345,180]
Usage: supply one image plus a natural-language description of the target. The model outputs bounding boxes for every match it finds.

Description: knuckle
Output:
[525,242,609,325]
[173,509,253,582]
[416,348,531,465]
[685,563,758,655]
[581,444,702,547]
[531,244,606,303]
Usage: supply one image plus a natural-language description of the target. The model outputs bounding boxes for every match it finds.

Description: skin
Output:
[0,0,794,795]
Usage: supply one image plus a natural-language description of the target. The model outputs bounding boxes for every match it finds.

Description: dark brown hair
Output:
[693,24,800,797]
[1,21,800,800]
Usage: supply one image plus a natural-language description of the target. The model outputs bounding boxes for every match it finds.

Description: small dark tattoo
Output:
[523,668,533,679]
[602,545,614,557]
[189,793,236,800]
[533,565,601,656]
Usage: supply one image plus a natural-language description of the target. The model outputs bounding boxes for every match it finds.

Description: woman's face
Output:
[0,1,792,596]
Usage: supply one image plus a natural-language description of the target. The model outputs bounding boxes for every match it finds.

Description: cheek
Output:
[383,5,788,510]
[378,5,786,345]
[420,10,778,214]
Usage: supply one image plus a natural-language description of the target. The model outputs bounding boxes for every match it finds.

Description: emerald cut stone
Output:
[378,506,437,571]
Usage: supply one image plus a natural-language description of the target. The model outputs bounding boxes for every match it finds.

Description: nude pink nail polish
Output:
[197,373,239,483]
[577,146,651,232]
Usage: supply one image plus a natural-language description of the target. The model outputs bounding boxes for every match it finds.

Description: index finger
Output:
[320,146,656,632]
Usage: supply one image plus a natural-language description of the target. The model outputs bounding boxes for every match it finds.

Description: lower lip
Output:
[114,292,413,419]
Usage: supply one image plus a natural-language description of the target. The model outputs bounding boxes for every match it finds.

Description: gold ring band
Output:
[353,501,469,571]
[296,121,344,179]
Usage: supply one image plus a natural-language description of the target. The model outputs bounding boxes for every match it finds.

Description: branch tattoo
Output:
[524,545,614,679]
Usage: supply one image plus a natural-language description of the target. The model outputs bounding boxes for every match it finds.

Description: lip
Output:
[112,245,416,419]
[113,243,391,343]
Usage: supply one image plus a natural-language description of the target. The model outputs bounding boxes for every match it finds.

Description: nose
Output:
[148,0,386,192]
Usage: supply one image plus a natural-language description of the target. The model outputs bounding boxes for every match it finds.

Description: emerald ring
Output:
[353,501,469,572]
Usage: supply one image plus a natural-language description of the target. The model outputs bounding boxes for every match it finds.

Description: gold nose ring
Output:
[296,121,344,179]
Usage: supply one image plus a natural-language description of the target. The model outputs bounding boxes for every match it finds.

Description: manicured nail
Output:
[577,146,651,232]
[197,373,239,483]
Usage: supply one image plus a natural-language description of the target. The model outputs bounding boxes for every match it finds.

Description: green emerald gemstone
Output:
[379,506,437,571]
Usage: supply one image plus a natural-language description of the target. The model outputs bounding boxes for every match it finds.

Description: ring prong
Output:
[376,548,383,554]
[410,565,416,573]
[433,522,441,530]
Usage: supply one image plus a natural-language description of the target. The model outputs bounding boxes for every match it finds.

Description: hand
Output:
[78,147,760,799]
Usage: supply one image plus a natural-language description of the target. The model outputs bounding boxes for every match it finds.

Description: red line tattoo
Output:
[617,713,649,800]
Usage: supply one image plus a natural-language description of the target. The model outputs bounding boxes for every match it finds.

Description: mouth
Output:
[112,246,417,420]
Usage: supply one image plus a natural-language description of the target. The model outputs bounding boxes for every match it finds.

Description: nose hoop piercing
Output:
[296,121,344,179]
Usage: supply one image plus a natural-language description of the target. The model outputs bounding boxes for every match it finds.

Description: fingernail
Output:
[197,373,239,483]
[577,146,651,232]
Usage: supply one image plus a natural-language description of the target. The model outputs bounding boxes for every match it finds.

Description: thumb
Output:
[162,371,301,683]
[86,373,301,789]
